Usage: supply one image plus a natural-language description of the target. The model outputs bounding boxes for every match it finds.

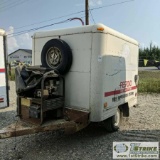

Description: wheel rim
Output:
[46,47,62,68]
[114,109,120,126]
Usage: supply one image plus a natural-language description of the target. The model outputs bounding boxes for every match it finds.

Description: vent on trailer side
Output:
[0,29,9,108]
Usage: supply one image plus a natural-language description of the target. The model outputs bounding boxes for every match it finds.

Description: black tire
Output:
[158,66,160,70]
[41,39,72,75]
[103,108,121,132]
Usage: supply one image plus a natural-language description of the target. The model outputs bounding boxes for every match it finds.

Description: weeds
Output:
[9,68,15,81]
[138,71,160,93]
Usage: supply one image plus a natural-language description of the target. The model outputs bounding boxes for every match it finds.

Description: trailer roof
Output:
[33,23,138,45]
[0,29,5,36]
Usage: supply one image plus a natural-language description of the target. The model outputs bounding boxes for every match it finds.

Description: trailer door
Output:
[0,30,9,108]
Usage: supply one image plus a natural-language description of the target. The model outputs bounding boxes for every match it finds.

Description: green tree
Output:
[139,42,160,61]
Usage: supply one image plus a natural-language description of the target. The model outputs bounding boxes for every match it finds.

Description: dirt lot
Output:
[0,81,160,160]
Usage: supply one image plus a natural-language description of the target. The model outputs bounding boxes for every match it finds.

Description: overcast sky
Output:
[0,0,160,53]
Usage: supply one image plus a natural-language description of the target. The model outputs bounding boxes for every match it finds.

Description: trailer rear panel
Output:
[32,24,139,122]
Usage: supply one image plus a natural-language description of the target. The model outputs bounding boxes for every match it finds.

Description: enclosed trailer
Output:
[32,23,139,123]
[0,24,139,139]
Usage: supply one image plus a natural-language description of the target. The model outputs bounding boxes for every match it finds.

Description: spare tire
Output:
[41,39,72,75]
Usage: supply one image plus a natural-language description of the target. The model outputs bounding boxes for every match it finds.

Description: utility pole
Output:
[85,0,89,25]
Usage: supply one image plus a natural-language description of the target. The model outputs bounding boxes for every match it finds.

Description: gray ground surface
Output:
[0,81,160,160]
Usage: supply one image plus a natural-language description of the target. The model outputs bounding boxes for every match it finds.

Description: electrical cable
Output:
[14,11,84,30]
[0,0,31,12]
[7,0,134,37]
[12,0,134,31]
[0,0,17,6]
[90,0,134,11]
[89,7,96,24]
[7,15,85,37]
[7,17,85,38]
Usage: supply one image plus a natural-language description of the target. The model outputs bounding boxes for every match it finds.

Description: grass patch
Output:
[138,71,160,93]
[9,68,15,81]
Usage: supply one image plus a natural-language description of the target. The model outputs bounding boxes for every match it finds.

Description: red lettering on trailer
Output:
[119,80,132,88]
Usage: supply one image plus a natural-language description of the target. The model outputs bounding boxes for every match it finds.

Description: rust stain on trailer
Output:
[64,108,89,131]
[64,108,89,123]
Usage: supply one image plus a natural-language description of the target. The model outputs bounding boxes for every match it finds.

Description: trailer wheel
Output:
[41,39,72,75]
[103,108,121,132]
[158,66,160,70]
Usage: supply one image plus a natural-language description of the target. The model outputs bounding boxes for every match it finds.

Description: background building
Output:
[8,49,32,65]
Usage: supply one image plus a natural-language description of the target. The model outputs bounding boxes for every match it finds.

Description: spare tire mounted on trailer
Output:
[41,39,72,75]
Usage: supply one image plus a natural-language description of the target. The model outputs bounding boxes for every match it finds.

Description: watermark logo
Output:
[114,143,128,153]
[113,142,159,159]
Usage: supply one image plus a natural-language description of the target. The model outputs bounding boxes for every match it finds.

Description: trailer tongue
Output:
[0,107,89,139]
[0,119,75,139]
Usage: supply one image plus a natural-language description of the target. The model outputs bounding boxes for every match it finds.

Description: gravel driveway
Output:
[0,81,159,160]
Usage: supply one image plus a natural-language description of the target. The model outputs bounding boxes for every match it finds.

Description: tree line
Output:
[139,43,160,61]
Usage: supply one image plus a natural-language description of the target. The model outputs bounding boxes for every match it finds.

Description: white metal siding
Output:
[89,32,138,122]
[8,50,32,64]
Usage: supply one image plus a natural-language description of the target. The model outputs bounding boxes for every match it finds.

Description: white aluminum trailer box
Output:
[32,24,139,123]
[0,24,139,139]
[0,29,9,108]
